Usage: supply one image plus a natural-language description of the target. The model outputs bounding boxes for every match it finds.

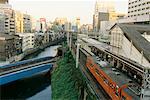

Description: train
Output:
[0,57,54,74]
[70,36,140,99]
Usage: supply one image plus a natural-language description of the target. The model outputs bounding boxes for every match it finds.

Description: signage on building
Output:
[40,18,46,22]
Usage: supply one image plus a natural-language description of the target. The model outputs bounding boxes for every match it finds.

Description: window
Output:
[146,7,149,9]
[146,12,149,15]
[142,3,145,5]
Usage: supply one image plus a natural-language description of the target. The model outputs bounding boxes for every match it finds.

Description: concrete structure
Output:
[75,17,80,31]
[15,11,23,33]
[0,57,54,85]
[0,0,8,4]
[80,24,93,33]
[64,22,69,31]
[93,1,122,32]
[16,33,35,52]
[0,13,5,33]
[127,0,150,23]
[23,14,32,33]
[109,24,150,68]
[54,17,67,25]
[0,4,15,34]
[35,18,47,33]
[0,33,16,61]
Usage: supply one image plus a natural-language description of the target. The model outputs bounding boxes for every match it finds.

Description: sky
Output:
[9,0,128,24]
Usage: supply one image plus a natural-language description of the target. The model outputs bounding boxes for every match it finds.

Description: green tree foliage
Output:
[52,51,86,100]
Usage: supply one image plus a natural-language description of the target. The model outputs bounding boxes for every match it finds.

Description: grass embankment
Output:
[52,51,86,100]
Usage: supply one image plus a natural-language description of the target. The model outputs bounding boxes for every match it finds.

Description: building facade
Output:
[128,0,150,23]
[0,13,5,33]
[0,4,15,34]
[0,0,8,4]
[16,33,35,52]
[15,11,23,33]
[0,33,16,61]
[23,14,32,33]
[93,1,121,32]
[109,24,150,68]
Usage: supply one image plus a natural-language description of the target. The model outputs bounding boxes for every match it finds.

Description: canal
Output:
[1,45,60,100]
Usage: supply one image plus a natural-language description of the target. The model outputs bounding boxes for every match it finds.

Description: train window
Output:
[122,96,126,100]
[89,63,94,67]
[95,69,100,75]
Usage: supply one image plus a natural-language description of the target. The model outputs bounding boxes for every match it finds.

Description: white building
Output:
[16,33,35,52]
[128,0,150,22]
[0,4,15,34]
[0,13,5,33]
[35,18,47,33]
[109,23,150,68]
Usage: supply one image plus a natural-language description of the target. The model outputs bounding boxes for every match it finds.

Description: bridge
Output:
[0,57,55,85]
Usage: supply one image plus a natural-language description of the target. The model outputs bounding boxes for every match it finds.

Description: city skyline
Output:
[9,0,128,24]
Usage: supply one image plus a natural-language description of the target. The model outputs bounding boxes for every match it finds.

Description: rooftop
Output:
[0,33,14,40]
[94,57,140,100]
[116,24,150,62]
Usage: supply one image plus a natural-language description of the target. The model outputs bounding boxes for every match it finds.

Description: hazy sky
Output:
[9,0,128,24]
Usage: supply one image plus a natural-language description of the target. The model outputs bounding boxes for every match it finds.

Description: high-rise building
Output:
[54,17,67,25]
[128,0,150,23]
[0,0,8,4]
[0,13,5,33]
[0,4,15,34]
[93,1,119,32]
[23,14,32,33]
[35,18,47,33]
[15,11,23,33]
[76,17,80,31]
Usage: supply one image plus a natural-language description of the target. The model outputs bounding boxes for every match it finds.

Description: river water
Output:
[0,45,60,100]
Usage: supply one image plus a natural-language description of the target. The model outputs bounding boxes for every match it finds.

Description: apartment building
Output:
[0,33,16,61]
[128,0,150,22]
[93,1,123,32]
[0,13,5,33]
[16,33,35,52]
[23,14,32,33]
[0,4,15,34]
[15,11,23,33]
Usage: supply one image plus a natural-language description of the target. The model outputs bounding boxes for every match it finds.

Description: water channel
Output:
[1,45,60,100]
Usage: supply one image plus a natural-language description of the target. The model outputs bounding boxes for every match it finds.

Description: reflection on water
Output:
[1,45,60,100]
[1,73,51,100]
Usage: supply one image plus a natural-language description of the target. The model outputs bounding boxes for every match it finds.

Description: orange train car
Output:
[78,48,140,100]
[86,57,132,100]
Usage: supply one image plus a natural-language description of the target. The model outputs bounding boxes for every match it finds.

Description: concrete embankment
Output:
[51,49,96,100]
[12,37,66,62]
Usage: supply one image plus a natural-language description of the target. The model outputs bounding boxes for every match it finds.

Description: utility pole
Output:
[76,31,80,68]
[76,42,80,68]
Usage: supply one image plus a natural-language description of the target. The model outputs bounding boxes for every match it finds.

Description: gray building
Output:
[23,14,32,33]
[0,33,16,61]
[0,13,5,33]
[0,0,8,4]
[93,12,109,32]
[0,4,15,34]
